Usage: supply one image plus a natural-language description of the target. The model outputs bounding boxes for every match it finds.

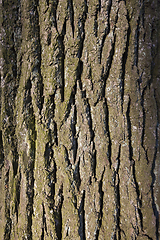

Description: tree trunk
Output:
[0,0,160,239]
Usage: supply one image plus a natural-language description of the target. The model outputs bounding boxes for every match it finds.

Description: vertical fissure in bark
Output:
[137,72,143,95]
[134,16,140,67]
[0,130,4,170]
[4,169,11,240]
[71,105,77,163]
[23,75,37,238]
[46,0,49,7]
[41,202,48,239]
[126,95,133,163]
[111,144,121,240]
[41,218,44,239]
[63,145,78,208]
[132,160,143,231]
[98,1,119,103]
[60,83,76,128]
[12,146,19,178]
[92,147,96,180]
[15,168,21,223]
[53,120,58,146]
[26,160,35,239]
[17,54,23,86]
[63,145,71,169]
[14,0,22,85]
[78,0,88,58]
[44,143,53,169]
[10,40,17,80]
[29,1,44,113]
[78,190,86,240]
[85,98,94,141]
[93,3,99,38]
[99,0,112,64]
[149,2,157,89]
[47,0,58,31]
[77,61,83,88]
[54,184,63,240]
[44,142,56,210]
[141,86,149,164]
[46,93,57,138]
[84,97,97,179]
[121,10,130,112]
[68,0,74,38]
[36,3,44,114]
[134,1,145,68]
[150,89,159,240]
[126,94,143,233]
[57,21,66,102]
[104,98,112,167]
[102,34,116,99]
[94,167,105,240]
[5,124,19,178]
[73,158,81,191]
[141,0,145,29]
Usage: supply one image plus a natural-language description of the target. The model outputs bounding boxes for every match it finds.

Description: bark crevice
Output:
[150,89,159,240]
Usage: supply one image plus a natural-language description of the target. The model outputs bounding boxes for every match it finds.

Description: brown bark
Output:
[0,0,160,239]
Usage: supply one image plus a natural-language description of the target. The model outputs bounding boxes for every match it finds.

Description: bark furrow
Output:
[0,0,160,239]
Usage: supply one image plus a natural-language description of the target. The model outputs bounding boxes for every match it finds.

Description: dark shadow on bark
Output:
[54,184,63,240]
[104,98,112,168]
[95,167,105,240]
[0,130,4,170]
[78,190,86,240]
[150,90,159,240]
[4,169,12,240]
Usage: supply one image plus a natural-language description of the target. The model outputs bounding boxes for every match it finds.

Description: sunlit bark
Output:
[0,0,160,239]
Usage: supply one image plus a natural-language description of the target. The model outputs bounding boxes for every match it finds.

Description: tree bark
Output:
[0,0,160,239]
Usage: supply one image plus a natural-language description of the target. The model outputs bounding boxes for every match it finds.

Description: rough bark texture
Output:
[0,0,160,239]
